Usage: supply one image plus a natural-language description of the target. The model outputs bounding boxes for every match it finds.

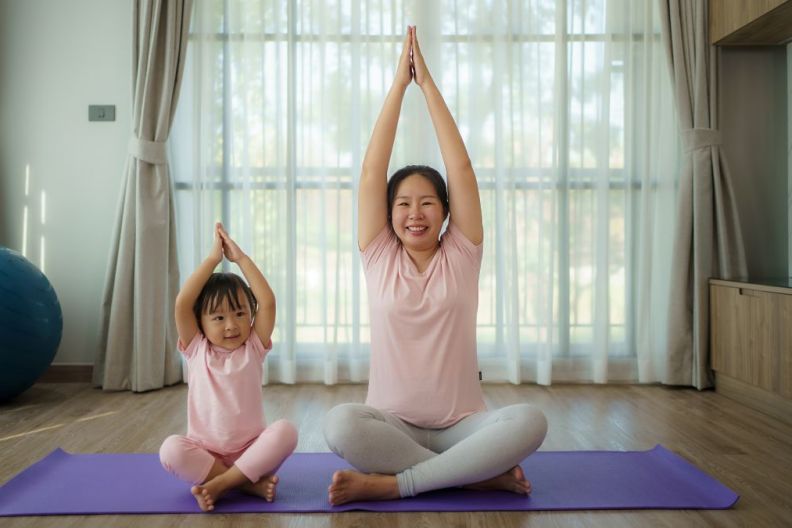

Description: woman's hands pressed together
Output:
[395,27,414,88]
[395,26,432,89]
[409,26,431,88]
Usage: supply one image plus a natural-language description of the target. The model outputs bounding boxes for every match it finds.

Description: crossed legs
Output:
[322,403,547,505]
[160,419,298,511]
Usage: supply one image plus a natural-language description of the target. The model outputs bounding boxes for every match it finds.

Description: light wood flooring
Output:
[1,382,791,527]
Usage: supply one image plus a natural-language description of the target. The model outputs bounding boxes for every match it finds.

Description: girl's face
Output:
[390,173,447,252]
[200,289,253,350]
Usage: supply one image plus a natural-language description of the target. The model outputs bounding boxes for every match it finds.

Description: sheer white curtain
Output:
[171,0,679,385]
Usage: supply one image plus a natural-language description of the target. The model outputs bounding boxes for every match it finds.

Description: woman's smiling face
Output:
[390,173,447,251]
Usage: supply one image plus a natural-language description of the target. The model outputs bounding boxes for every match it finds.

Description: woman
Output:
[323,26,547,505]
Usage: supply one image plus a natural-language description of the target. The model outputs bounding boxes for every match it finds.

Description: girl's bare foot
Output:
[190,475,278,511]
[190,472,237,511]
[463,465,532,495]
[327,470,400,505]
[242,474,279,502]
[190,484,216,512]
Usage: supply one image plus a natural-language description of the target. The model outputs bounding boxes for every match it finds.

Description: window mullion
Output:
[221,0,232,272]
[284,0,298,382]
[555,0,570,357]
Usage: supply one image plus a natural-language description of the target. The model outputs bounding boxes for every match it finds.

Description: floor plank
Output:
[1,383,790,527]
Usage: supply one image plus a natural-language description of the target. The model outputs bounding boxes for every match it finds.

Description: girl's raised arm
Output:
[411,27,483,245]
[174,226,224,347]
[217,225,276,346]
[358,27,414,251]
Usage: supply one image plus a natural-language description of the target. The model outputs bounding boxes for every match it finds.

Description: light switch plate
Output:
[89,105,116,122]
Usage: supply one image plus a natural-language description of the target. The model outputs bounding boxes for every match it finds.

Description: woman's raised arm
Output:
[411,27,483,245]
[358,28,414,251]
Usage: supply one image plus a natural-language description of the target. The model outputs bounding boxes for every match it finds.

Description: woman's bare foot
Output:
[463,465,532,495]
[327,470,401,505]
[241,474,279,502]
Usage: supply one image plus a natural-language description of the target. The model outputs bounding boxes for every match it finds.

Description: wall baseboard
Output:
[39,364,93,383]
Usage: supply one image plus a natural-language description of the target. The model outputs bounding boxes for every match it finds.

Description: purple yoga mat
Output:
[0,446,738,516]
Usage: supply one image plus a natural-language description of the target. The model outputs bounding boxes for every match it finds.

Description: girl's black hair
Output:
[193,273,258,332]
[386,165,449,220]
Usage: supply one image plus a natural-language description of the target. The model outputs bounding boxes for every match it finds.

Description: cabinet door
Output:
[747,290,778,392]
[710,284,748,377]
[780,293,792,399]
[711,282,792,404]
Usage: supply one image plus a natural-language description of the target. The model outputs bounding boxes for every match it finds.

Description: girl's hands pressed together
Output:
[216,223,246,263]
[209,224,224,265]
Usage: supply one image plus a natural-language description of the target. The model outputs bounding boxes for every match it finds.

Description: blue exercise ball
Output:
[0,246,63,401]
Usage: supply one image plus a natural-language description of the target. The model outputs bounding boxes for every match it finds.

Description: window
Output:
[171,0,678,383]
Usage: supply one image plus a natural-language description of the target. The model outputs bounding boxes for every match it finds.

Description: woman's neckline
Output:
[402,244,441,275]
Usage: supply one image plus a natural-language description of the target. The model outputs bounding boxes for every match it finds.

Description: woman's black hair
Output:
[386,165,449,220]
[193,273,258,332]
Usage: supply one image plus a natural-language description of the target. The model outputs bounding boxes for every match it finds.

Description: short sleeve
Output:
[441,222,483,269]
[247,330,273,361]
[177,332,203,359]
[360,224,398,271]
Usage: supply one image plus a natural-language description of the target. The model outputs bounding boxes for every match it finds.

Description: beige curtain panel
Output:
[94,0,194,391]
[659,0,747,389]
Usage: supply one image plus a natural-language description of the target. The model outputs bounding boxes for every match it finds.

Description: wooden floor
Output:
[1,382,791,527]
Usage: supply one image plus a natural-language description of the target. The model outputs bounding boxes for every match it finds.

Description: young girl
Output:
[159,223,297,512]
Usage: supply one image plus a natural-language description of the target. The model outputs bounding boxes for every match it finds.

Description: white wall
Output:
[0,0,131,363]
[720,46,789,279]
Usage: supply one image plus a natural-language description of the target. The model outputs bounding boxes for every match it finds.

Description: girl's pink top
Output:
[362,222,487,428]
[179,331,272,453]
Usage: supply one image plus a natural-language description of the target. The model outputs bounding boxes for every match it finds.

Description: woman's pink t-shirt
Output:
[361,222,487,428]
[179,331,272,453]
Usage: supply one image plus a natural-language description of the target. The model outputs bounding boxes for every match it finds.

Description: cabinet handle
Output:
[738,288,761,297]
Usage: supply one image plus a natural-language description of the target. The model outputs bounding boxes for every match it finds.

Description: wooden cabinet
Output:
[710,0,792,45]
[710,279,792,423]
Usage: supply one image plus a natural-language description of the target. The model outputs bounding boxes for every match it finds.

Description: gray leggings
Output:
[323,403,548,497]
